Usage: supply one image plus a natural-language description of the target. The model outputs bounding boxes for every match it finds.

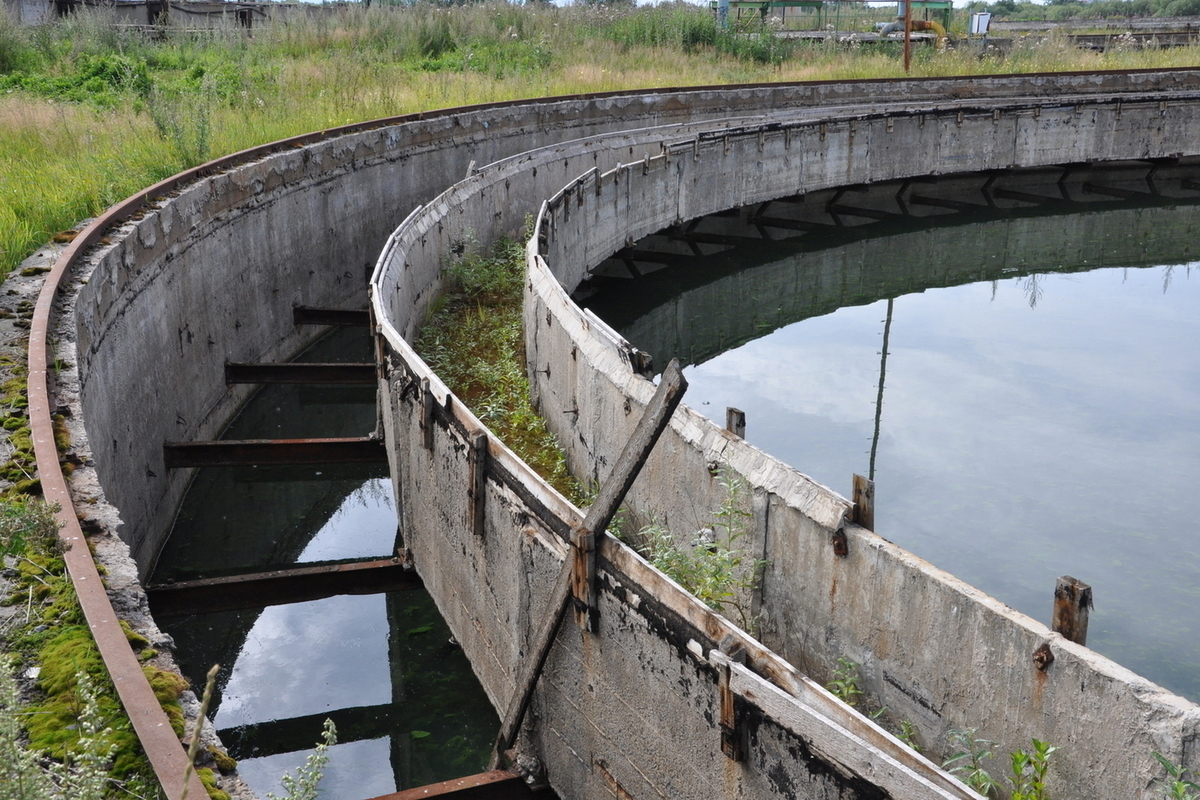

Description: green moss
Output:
[2,416,24,430]
[52,413,70,451]
[120,619,151,650]
[143,665,188,737]
[209,746,238,773]
[197,767,231,800]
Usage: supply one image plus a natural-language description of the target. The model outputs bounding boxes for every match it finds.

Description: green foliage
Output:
[266,719,337,800]
[638,466,765,632]
[1010,739,1057,800]
[943,728,1000,797]
[415,233,583,505]
[0,498,61,559]
[0,664,117,800]
[1153,752,1200,800]
[825,656,865,707]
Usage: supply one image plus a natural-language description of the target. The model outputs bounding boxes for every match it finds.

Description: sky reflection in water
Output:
[679,263,1200,698]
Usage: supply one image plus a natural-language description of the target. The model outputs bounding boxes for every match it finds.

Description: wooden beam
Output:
[490,359,688,766]
[726,407,746,439]
[163,437,387,468]
[225,362,376,385]
[147,558,420,617]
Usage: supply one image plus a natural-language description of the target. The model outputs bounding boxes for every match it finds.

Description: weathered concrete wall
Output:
[57,69,1200,799]
[520,97,1200,799]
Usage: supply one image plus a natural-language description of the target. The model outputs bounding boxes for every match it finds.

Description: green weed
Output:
[825,656,865,708]
[943,728,1000,797]
[415,233,583,505]
[638,466,766,632]
[1010,738,1056,800]
[1153,752,1200,800]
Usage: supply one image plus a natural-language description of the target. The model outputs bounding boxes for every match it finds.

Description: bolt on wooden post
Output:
[1051,575,1093,645]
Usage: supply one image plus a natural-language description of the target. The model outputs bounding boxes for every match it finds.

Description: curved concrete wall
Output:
[520,93,1200,799]
[41,68,1200,800]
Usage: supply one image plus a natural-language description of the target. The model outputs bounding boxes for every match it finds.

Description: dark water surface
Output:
[151,328,498,798]
[581,168,1200,701]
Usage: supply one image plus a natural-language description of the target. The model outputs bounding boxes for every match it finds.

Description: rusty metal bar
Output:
[146,558,420,617]
[163,436,386,468]
[292,306,371,327]
[225,362,376,385]
[364,770,542,800]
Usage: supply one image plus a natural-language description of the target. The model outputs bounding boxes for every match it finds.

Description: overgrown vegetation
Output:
[635,466,766,633]
[415,232,583,504]
[4,3,1200,279]
[1,499,165,798]
[1010,738,1057,800]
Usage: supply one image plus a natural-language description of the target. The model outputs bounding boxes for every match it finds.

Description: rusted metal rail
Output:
[163,436,387,468]
[146,558,421,616]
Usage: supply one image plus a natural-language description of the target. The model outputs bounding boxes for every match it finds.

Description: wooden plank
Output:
[146,558,421,617]
[490,359,688,765]
[163,436,386,468]
[293,306,370,326]
[1051,575,1093,645]
[225,362,376,385]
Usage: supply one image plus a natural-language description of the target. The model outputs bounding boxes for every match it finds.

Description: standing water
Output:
[150,328,498,798]
[580,165,1200,702]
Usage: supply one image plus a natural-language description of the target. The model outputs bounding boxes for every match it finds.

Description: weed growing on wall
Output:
[0,665,116,800]
[944,728,1000,797]
[637,466,766,633]
[1010,738,1056,800]
[1153,752,1200,800]
[415,234,583,505]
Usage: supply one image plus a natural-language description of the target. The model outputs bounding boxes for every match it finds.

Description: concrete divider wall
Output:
[52,69,1200,798]
[373,255,977,800]
[523,96,1200,799]
[71,69,1200,574]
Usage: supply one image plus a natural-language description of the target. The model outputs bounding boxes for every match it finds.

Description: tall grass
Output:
[1,3,1198,277]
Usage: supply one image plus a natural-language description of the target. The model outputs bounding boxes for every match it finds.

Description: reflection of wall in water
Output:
[591,190,1200,371]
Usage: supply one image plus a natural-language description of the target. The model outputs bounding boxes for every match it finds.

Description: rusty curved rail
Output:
[26,66,1200,799]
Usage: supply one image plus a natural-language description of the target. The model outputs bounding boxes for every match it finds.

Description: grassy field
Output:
[1,2,1199,278]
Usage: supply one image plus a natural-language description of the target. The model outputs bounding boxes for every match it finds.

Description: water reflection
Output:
[580,169,1200,701]
[151,328,499,797]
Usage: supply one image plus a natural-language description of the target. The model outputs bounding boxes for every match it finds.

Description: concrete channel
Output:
[27,69,1200,800]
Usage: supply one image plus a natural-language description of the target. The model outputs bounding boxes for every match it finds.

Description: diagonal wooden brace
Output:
[488,359,687,767]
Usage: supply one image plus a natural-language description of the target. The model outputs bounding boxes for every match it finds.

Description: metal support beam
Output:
[225,362,376,385]
[293,306,371,327]
[489,359,687,767]
[163,436,387,468]
[147,557,420,617]
[364,771,544,800]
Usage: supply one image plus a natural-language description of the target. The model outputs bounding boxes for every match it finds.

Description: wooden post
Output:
[1051,575,1092,645]
[420,378,434,451]
[851,473,874,531]
[469,431,487,538]
[489,360,688,767]
[725,407,746,439]
[903,0,913,73]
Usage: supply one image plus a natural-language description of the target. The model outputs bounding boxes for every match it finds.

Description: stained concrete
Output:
[45,70,1200,800]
